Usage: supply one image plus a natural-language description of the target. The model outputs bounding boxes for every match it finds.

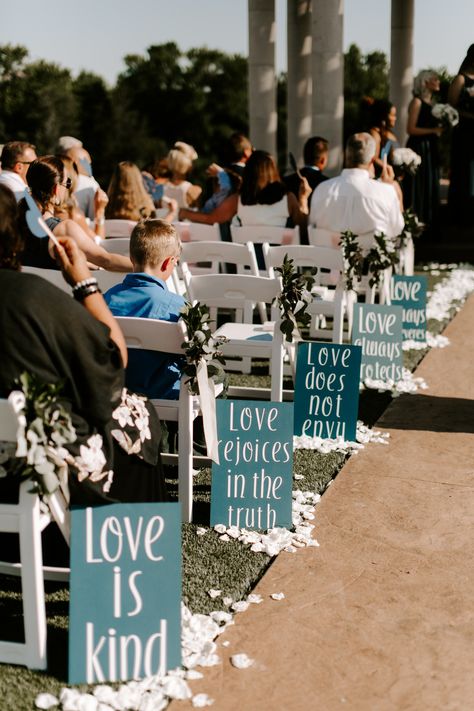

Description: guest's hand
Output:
[381,162,395,183]
[54,236,92,287]
[433,126,443,137]
[206,163,223,177]
[298,175,312,201]
[94,188,109,214]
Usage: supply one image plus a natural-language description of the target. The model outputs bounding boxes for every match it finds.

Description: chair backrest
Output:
[99,237,131,256]
[0,398,19,442]
[94,269,127,293]
[174,221,221,243]
[185,273,281,313]
[114,316,187,355]
[230,224,300,246]
[104,219,136,238]
[22,266,71,294]
[308,226,341,249]
[179,240,259,279]
[263,243,344,275]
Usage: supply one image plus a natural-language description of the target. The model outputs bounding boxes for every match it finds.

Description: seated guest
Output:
[236,150,311,228]
[221,132,253,177]
[0,141,37,201]
[57,155,108,240]
[310,132,404,239]
[178,164,241,226]
[18,155,132,272]
[104,220,185,399]
[57,137,102,221]
[106,161,176,223]
[163,142,202,208]
[141,157,170,206]
[0,183,167,506]
[284,136,329,207]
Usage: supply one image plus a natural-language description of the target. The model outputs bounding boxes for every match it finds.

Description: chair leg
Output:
[178,391,193,524]
[270,327,284,402]
[333,301,344,344]
[19,487,47,670]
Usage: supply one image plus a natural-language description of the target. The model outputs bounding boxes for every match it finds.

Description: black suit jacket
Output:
[283,166,329,208]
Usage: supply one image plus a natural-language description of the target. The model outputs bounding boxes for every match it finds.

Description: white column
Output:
[248,0,277,155]
[287,0,312,165]
[390,0,414,147]
[311,0,344,175]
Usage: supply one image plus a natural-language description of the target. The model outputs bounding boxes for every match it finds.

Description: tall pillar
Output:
[248,0,277,155]
[287,0,312,165]
[311,0,344,175]
[390,0,414,147]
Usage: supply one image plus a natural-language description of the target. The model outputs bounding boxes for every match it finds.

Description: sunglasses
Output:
[17,160,34,165]
[61,177,72,189]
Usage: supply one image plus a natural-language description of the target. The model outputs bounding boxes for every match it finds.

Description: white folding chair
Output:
[395,235,415,276]
[230,224,300,247]
[174,221,221,243]
[99,237,131,257]
[113,317,217,523]
[104,219,136,238]
[0,399,70,670]
[263,243,346,344]
[184,274,285,401]
[21,266,71,294]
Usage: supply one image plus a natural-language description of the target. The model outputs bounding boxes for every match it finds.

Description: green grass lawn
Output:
[0,267,464,709]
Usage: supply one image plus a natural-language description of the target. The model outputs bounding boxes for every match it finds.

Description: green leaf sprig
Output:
[274,254,316,343]
[180,302,228,395]
[339,230,364,290]
[366,232,399,288]
[397,208,425,248]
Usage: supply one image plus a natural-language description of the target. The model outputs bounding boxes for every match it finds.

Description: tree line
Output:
[0,42,452,186]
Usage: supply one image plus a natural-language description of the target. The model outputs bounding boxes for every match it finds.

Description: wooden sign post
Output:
[68,502,181,684]
[210,400,293,530]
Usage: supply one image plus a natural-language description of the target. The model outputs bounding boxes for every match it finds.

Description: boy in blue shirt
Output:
[104,219,185,399]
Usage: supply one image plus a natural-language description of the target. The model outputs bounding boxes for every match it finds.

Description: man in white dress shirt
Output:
[0,141,37,200]
[310,133,404,243]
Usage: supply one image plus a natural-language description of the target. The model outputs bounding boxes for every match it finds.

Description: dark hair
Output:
[369,99,394,128]
[26,155,65,211]
[225,133,252,164]
[0,184,23,271]
[303,136,329,166]
[143,157,171,180]
[240,150,286,205]
[0,141,36,171]
[459,44,474,74]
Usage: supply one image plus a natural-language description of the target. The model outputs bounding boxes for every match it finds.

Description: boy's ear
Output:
[161,256,173,272]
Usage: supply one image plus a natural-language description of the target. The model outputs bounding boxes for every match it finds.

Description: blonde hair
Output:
[167,141,198,177]
[130,219,181,268]
[106,161,155,221]
[413,70,437,100]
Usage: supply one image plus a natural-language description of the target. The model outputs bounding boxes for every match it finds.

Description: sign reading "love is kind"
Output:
[69,503,181,685]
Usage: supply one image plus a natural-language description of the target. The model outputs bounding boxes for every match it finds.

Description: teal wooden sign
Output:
[210,400,293,529]
[294,342,362,441]
[352,303,404,382]
[390,275,427,342]
[68,503,181,684]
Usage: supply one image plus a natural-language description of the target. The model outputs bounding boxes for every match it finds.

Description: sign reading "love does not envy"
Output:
[68,503,181,685]
[390,275,427,342]
[352,303,404,383]
[294,342,362,441]
[211,400,293,530]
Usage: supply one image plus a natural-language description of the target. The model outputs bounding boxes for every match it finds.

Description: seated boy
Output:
[104,219,185,399]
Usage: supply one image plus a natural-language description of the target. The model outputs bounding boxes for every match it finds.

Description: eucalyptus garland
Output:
[274,254,316,342]
[180,302,228,395]
[339,230,364,290]
[397,208,425,248]
[366,232,399,288]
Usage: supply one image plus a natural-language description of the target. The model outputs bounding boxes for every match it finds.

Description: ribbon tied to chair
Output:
[196,359,219,464]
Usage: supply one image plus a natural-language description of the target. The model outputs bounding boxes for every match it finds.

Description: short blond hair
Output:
[130,219,181,268]
[167,141,198,176]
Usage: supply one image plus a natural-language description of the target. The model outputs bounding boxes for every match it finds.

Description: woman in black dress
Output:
[448,45,474,227]
[405,70,443,224]
[0,184,168,507]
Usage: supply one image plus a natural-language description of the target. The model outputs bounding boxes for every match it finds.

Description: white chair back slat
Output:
[22,266,71,294]
[174,222,221,243]
[99,237,131,256]
[104,219,136,238]
[230,224,300,246]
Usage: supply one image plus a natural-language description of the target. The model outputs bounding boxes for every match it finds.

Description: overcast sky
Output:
[1,1,471,85]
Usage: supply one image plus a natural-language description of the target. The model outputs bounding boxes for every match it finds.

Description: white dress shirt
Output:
[0,171,28,201]
[310,168,404,239]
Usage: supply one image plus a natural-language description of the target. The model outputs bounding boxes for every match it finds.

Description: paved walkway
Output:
[173,296,474,711]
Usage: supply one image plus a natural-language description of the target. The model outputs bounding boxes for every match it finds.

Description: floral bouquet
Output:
[392,147,422,176]
[431,103,459,128]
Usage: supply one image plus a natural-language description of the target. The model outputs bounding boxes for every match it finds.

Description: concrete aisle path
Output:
[173,295,474,711]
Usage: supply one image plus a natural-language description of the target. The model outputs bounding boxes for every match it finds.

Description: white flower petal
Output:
[35,693,59,710]
[230,653,254,669]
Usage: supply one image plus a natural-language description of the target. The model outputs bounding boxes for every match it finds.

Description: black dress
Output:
[0,270,168,507]
[448,74,474,226]
[405,100,440,224]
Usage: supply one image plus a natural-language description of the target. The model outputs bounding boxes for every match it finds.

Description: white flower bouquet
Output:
[392,147,422,176]
[431,103,459,127]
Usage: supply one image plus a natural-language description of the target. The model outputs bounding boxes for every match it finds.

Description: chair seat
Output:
[215,321,275,358]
